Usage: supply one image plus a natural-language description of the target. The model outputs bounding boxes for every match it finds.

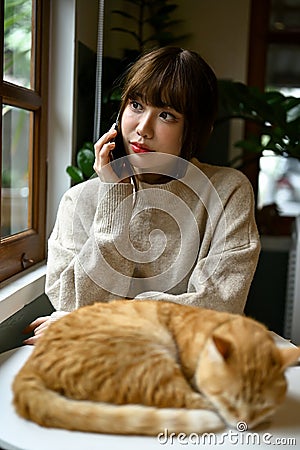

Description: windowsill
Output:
[0,264,46,324]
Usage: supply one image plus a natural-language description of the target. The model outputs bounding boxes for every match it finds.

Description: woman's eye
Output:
[130,100,143,111]
[160,111,176,121]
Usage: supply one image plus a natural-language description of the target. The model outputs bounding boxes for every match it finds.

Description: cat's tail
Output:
[13,371,224,436]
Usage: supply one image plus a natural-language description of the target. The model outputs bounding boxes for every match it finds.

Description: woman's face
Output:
[120,96,184,181]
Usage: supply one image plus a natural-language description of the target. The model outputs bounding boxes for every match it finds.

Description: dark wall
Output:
[246,247,289,336]
[75,41,97,152]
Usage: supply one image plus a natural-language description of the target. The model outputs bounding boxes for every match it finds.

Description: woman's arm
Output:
[45,179,136,311]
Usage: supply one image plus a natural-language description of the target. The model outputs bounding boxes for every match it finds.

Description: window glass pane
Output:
[1,105,32,237]
[3,0,33,88]
[270,0,300,31]
[266,44,300,87]
[258,44,300,217]
[258,152,300,217]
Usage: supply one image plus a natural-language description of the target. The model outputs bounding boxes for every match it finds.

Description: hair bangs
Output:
[123,59,188,114]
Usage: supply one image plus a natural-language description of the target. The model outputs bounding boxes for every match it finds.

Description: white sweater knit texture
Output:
[46,159,261,314]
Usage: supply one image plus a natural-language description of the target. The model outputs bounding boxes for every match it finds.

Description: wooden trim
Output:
[31,0,38,91]
[0,0,49,283]
[27,112,34,231]
[35,0,49,252]
[241,0,271,197]
[0,1,3,224]
[247,0,271,90]
[0,83,42,110]
[0,231,43,280]
[0,0,3,80]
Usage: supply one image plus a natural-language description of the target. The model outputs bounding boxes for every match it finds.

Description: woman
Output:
[25,47,260,344]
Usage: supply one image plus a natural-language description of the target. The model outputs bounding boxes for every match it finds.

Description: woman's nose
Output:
[136,114,153,138]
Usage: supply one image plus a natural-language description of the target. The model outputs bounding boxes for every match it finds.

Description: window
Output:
[259,1,300,217]
[247,0,300,221]
[0,0,49,282]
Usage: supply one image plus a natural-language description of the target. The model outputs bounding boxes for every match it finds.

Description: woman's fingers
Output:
[23,335,42,345]
[94,127,116,157]
[94,127,116,166]
[22,316,51,334]
[22,316,52,345]
[93,126,130,183]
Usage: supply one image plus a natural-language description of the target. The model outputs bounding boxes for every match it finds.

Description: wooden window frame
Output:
[0,0,49,282]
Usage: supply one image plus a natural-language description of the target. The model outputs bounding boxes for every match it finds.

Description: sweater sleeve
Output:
[134,172,261,314]
[45,179,135,311]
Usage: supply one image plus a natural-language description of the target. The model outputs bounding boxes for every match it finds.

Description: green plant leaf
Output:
[265,90,285,105]
[66,166,84,183]
[81,141,94,151]
[111,10,137,21]
[235,135,264,153]
[283,97,300,110]
[286,117,300,140]
[77,148,95,178]
[111,27,139,41]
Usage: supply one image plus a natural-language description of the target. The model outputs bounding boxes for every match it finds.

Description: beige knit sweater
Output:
[45,159,260,314]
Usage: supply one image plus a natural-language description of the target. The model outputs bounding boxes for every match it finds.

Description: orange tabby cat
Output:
[13,300,300,436]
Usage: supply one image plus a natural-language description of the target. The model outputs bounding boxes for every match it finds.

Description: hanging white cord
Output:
[93,0,105,141]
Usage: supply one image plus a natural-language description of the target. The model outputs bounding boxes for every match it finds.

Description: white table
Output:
[0,343,299,450]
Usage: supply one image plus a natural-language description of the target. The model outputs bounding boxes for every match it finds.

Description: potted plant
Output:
[216,79,300,164]
[216,80,300,235]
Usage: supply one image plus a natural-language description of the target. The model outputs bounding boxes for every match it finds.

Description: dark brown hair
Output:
[119,47,218,160]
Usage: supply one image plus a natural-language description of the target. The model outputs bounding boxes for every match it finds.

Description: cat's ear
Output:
[278,346,300,370]
[212,335,232,362]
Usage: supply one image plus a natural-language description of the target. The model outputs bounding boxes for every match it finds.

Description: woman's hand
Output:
[23,316,52,345]
[93,126,130,183]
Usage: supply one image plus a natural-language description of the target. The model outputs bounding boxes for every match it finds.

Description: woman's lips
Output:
[130,142,154,154]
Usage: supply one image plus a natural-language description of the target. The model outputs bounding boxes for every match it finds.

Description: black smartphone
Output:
[111,112,126,160]
[110,112,131,178]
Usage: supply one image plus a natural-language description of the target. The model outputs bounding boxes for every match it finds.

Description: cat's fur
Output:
[13,300,300,436]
